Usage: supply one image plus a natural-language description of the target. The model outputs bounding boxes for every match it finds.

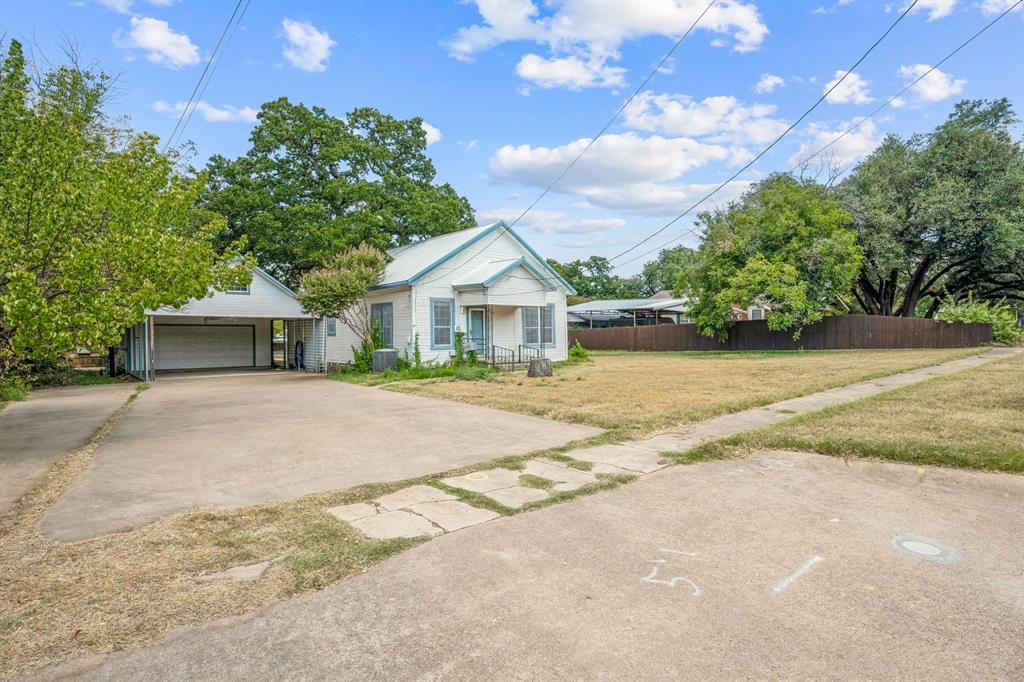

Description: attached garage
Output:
[154,324,256,371]
[122,267,312,380]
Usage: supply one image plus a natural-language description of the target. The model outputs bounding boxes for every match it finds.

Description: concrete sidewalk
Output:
[52,450,1024,680]
[0,384,136,513]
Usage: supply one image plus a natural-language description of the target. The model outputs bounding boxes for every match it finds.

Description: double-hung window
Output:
[370,302,394,347]
[522,304,555,346]
[326,317,337,336]
[430,298,454,349]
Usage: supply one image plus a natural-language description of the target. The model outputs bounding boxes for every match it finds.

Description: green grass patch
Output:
[330,363,499,387]
[729,351,1024,473]
[517,474,557,490]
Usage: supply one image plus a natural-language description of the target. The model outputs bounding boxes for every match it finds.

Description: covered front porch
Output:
[456,299,558,368]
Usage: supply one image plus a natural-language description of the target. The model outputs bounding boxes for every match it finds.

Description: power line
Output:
[414,1,717,288]
[607,0,920,263]
[610,0,1021,272]
[161,0,247,153]
[506,0,716,229]
[788,0,1023,172]
[169,0,251,152]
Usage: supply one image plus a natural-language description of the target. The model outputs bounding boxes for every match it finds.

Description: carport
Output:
[122,267,313,380]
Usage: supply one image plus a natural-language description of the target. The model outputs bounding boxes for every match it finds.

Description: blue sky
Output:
[3,0,1022,272]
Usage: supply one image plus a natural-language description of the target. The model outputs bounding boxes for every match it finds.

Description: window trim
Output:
[429,297,455,350]
[225,284,251,295]
[522,304,555,348]
[370,302,394,347]
[325,317,337,337]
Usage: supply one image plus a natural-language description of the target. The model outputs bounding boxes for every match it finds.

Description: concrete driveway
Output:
[41,373,599,541]
[59,450,1024,681]
[0,384,136,513]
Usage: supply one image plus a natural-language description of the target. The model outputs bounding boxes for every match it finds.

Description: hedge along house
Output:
[286,221,577,372]
[122,267,312,380]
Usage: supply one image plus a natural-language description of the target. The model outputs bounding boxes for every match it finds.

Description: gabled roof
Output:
[452,258,555,291]
[371,221,576,294]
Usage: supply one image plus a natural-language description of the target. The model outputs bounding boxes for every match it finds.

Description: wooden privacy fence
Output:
[568,315,992,352]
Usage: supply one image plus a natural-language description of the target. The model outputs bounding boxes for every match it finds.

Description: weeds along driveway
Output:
[40,373,600,541]
[0,383,137,513]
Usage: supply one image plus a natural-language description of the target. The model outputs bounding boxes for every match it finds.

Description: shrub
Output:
[936,296,1023,344]
[0,377,29,403]
[351,320,386,373]
[568,339,590,362]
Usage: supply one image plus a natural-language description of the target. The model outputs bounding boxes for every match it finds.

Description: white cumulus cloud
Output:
[755,73,785,94]
[489,132,752,216]
[421,121,442,146]
[789,118,883,168]
[515,53,625,90]
[153,100,259,123]
[475,208,626,234]
[446,0,768,90]
[280,18,335,72]
[114,16,199,69]
[896,64,966,103]
[909,0,957,21]
[622,92,789,146]
[980,0,1024,12]
[824,70,873,105]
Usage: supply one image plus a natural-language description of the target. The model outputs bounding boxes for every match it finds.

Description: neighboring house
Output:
[122,267,311,381]
[286,221,576,371]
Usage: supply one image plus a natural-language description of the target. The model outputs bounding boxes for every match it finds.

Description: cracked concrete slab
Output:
[349,510,441,539]
[522,460,598,490]
[570,444,668,474]
[631,433,699,454]
[441,468,522,493]
[325,503,378,523]
[375,485,455,511]
[483,485,549,508]
[408,501,501,532]
[196,559,277,584]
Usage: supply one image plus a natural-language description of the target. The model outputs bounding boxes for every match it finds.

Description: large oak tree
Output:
[203,99,476,288]
[840,99,1024,317]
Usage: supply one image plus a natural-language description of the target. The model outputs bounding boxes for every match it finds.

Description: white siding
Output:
[285,319,325,371]
[150,269,308,319]
[322,288,413,366]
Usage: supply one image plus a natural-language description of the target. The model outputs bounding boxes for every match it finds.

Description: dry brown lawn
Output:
[729,350,1024,472]
[391,349,986,435]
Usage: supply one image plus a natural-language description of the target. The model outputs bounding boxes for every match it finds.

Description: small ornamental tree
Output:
[0,40,250,375]
[297,244,390,346]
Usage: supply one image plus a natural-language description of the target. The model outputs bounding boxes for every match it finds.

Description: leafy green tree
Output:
[678,174,862,338]
[936,295,1022,344]
[640,246,698,295]
[204,99,475,288]
[840,99,1024,317]
[546,256,644,299]
[0,40,249,373]
[297,244,389,345]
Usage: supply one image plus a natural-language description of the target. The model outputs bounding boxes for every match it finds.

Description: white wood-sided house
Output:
[285,221,576,371]
[121,221,574,378]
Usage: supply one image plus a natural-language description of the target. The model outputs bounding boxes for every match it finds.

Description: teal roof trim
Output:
[397,221,576,294]
[452,257,556,291]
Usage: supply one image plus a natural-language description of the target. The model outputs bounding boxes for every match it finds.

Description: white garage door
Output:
[154,325,254,370]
